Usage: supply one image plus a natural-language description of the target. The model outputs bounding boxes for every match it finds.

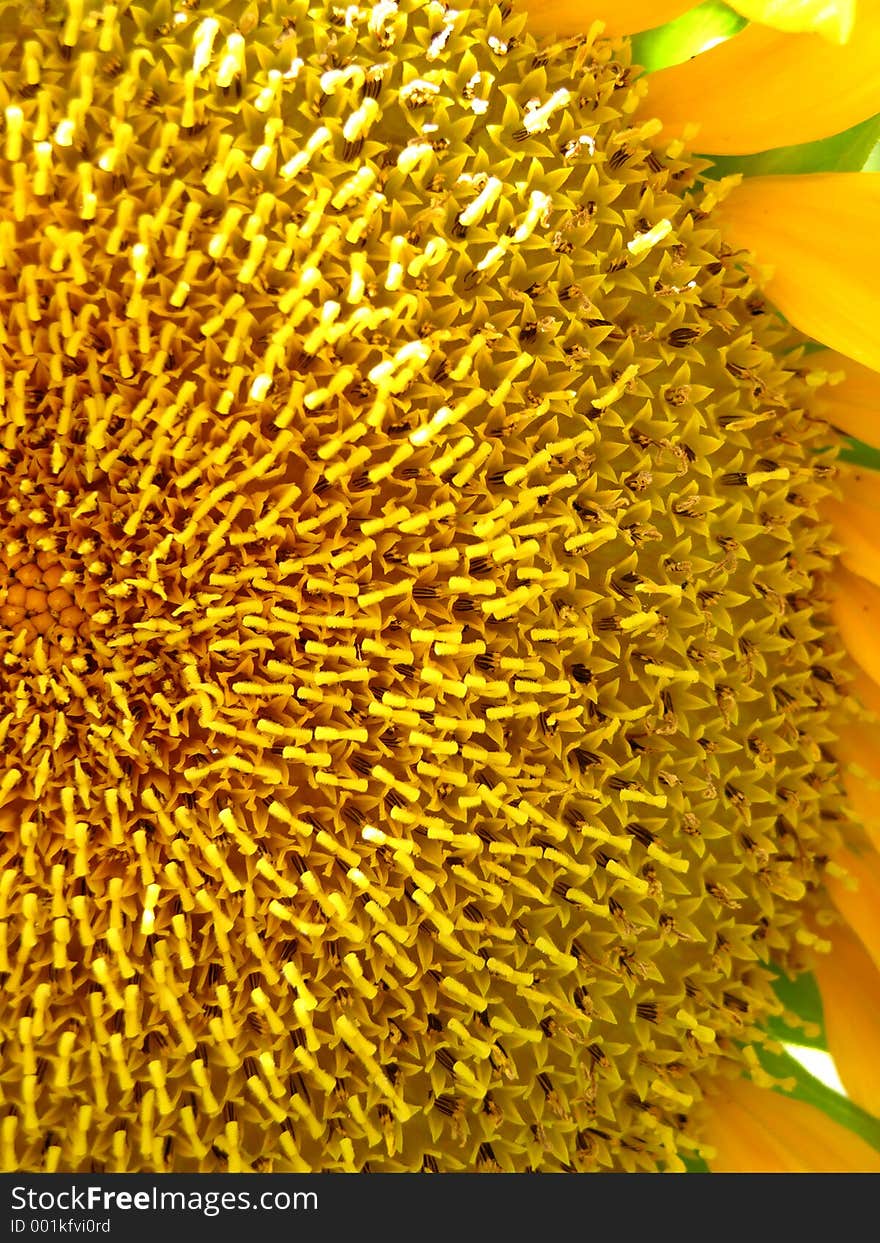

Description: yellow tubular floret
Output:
[640,9,880,152]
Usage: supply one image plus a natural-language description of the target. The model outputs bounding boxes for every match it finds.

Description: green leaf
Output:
[840,438,880,470]
[701,112,880,178]
[631,1,746,72]
[682,1154,711,1173]
[766,968,827,1050]
[757,1046,880,1152]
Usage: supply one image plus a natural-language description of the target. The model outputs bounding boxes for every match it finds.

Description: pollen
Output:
[0,0,849,1174]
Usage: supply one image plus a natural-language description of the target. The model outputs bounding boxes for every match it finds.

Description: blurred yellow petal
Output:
[726,0,855,41]
[523,0,695,36]
[810,350,880,449]
[835,577,880,838]
[837,463,880,513]
[640,8,880,153]
[828,847,880,973]
[814,922,880,1115]
[850,662,880,720]
[823,496,880,587]
[844,769,880,852]
[701,1090,789,1171]
[716,174,880,372]
[836,713,880,847]
[703,1076,880,1171]
[830,566,880,689]
[838,719,880,784]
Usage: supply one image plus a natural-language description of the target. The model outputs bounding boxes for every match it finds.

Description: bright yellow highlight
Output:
[716,174,880,372]
[640,8,880,152]
[726,0,856,42]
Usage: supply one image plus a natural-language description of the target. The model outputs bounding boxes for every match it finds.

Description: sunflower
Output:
[1,0,880,1175]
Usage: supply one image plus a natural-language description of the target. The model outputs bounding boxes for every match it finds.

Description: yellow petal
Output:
[640,8,880,153]
[822,496,880,587]
[838,720,880,785]
[844,769,880,852]
[837,463,880,514]
[716,174,880,372]
[849,662,880,720]
[814,922,880,1115]
[725,0,855,42]
[810,350,880,449]
[522,0,695,36]
[830,565,880,689]
[835,621,880,851]
[702,1076,880,1171]
[827,847,880,974]
[701,1088,790,1171]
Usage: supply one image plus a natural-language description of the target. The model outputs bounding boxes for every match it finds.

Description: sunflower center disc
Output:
[0,0,845,1172]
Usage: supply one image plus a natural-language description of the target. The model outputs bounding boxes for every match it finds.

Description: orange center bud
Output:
[0,555,85,645]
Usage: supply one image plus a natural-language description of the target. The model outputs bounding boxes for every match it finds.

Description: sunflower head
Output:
[1,0,880,1175]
